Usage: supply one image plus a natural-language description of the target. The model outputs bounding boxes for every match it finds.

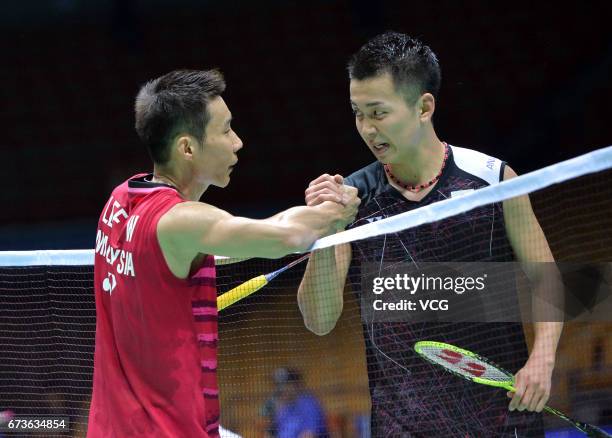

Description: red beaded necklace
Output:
[384,142,449,193]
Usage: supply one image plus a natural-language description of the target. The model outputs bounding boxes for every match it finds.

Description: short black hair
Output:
[348,31,441,104]
[135,69,226,164]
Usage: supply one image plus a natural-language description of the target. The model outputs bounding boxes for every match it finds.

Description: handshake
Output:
[305,173,361,232]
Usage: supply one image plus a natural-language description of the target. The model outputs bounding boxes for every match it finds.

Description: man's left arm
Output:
[502,165,563,413]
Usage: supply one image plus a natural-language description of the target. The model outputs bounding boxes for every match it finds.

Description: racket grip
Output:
[544,406,612,437]
[217,275,268,311]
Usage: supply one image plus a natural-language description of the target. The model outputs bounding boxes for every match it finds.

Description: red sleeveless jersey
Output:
[88,174,220,438]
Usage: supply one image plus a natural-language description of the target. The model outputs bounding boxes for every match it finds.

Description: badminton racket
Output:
[414,341,611,437]
[217,253,310,311]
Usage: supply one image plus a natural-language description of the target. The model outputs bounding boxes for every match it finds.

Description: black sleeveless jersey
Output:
[344,145,544,437]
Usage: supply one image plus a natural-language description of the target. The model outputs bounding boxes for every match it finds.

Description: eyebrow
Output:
[350,100,386,108]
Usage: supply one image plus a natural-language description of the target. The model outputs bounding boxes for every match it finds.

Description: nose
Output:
[233,131,243,152]
[359,119,378,140]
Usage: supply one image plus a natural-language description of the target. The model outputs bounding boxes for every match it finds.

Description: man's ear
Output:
[418,93,436,122]
[176,135,195,161]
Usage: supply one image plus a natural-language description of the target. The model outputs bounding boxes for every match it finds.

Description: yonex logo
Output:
[461,362,486,377]
[436,349,486,377]
[102,273,117,294]
[486,158,495,170]
[437,349,461,364]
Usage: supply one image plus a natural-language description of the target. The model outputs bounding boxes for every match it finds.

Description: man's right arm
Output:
[298,174,357,335]
[157,199,357,278]
[297,243,351,335]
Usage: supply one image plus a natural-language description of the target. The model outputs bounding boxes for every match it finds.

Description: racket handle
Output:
[217,275,268,311]
[506,385,611,437]
[543,405,612,437]
[217,255,309,311]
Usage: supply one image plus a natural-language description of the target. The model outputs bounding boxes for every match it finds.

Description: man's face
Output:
[350,72,422,165]
[195,96,243,187]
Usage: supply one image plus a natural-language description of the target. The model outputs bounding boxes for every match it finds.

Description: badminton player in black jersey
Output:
[298,32,562,437]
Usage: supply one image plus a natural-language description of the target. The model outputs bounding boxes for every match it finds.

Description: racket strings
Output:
[417,343,512,383]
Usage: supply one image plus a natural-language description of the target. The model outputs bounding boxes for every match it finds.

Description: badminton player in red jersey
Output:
[87,70,359,438]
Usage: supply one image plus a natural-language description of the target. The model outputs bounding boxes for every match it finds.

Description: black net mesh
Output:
[1,167,611,437]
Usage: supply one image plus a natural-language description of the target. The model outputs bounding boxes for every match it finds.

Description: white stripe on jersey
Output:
[451,145,503,185]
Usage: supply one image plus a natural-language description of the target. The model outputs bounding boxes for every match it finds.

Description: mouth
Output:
[371,142,390,155]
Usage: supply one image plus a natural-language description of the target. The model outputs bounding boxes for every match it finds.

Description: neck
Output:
[388,131,445,184]
[152,165,208,201]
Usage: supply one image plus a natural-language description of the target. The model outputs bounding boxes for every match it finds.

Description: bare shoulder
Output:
[158,201,230,237]
[157,201,230,278]
[502,165,529,209]
[503,165,518,179]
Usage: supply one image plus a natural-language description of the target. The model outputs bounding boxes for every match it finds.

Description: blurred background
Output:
[1,0,611,249]
[1,1,611,437]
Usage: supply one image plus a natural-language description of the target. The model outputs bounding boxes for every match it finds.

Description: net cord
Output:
[1,145,610,266]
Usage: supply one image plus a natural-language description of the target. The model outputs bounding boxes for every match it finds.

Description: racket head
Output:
[414,341,515,390]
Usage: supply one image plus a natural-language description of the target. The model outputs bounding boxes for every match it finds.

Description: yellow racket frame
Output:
[414,340,515,390]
